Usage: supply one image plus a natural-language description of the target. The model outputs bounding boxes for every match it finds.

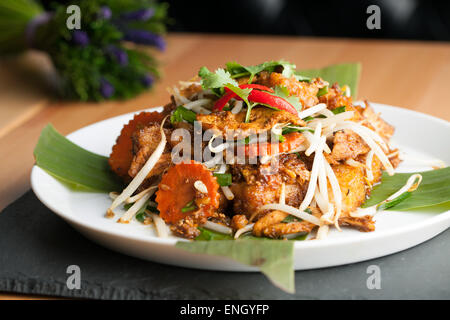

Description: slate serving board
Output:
[0,190,449,300]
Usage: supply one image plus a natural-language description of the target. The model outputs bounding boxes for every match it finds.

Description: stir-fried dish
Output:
[106,60,410,240]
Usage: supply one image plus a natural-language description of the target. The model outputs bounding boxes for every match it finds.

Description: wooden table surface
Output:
[0,33,449,299]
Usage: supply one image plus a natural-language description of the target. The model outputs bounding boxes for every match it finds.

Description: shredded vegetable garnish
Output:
[107,116,168,216]
[279,183,286,205]
[316,224,329,240]
[203,221,233,235]
[365,150,375,181]
[297,103,327,119]
[221,186,234,200]
[260,203,321,226]
[125,185,157,204]
[118,192,152,223]
[234,223,255,239]
[148,211,169,238]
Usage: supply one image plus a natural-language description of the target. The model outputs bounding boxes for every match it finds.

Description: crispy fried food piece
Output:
[332,163,367,216]
[253,209,314,238]
[319,84,353,111]
[230,154,310,219]
[128,125,173,178]
[109,111,166,179]
[155,161,220,224]
[242,132,305,157]
[253,210,288,237]
[257,71,322,108]
[330,129,370,162]
[197,107,305,138]
[231,214,248,231]
[362,104,395,141]
[339,216,375,232]
[262,221,315,238]
[330,163,376,231]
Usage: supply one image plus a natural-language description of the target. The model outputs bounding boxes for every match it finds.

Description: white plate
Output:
[30,103,450,271]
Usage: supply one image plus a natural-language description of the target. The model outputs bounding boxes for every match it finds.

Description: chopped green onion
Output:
[170,106,197,124]
[135,212,148,223]
[147,206,159,214]
[317,86,329,97]
[282,215,302,223]
[181,200,197,213]
[332,106,346,114]
[214,173,232,186]
[282,126,314,134]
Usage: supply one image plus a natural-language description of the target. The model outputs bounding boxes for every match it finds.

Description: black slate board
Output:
[0,190,449,300]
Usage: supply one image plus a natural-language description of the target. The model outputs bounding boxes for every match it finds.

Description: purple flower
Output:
[72,30,89,47]
[141,74,154,87]
[120,8,154,21]
[123,29,165,50]
[98,6,112,20]
[100,78,114,98]
[106,45,128,66]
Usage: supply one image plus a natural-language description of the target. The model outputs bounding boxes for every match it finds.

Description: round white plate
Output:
[31,103,450,271]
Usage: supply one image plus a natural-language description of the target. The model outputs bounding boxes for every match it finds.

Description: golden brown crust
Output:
[197,108,305,138]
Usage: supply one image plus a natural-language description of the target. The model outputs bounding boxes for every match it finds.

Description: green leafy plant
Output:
[0,0,169,101]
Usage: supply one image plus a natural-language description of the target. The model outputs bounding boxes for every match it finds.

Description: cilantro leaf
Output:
[170,106,197,124]
[198,67,238,90]
[224,84,255,122]
[226,60,297,83]
[273,86,302,112]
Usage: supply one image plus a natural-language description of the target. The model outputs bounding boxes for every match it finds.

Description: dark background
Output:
[42,0,450,41]
[165,0,450,41]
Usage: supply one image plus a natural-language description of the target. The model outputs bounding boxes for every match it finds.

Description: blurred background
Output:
[43,0,450,41]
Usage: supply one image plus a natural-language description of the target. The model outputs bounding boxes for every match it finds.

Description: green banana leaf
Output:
[296,62,362,98]
[34,124,123,192]
[176,239,295,294]
[363,167,450,211]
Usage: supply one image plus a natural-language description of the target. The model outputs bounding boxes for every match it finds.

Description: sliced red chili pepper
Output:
[224,84,274,94]
[213,84,297,115]
[247,90,297,115]
[213,91,235,111]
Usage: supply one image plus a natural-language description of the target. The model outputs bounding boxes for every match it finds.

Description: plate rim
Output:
[30,102,450,251]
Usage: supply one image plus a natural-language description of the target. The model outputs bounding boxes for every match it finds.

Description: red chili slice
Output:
[213,84,274,111]
[247,90,298,115]
[224,84,274,94]
[213,84,297,116]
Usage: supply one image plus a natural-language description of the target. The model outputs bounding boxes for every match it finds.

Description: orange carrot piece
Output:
[155,161,220,224]
[109,111,166,179]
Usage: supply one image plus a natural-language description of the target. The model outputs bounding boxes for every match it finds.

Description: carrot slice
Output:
[242,132,305,157]
[109,111,166,179]
[155,161,220,224]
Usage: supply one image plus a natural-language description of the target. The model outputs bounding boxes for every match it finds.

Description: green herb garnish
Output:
[273,86,302,113]
[213,173,232,186]
[170,106,197,124]
[226,60,296,83]
[181,200,197,213]
[332,106,346,114]
[317,86,329,97]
